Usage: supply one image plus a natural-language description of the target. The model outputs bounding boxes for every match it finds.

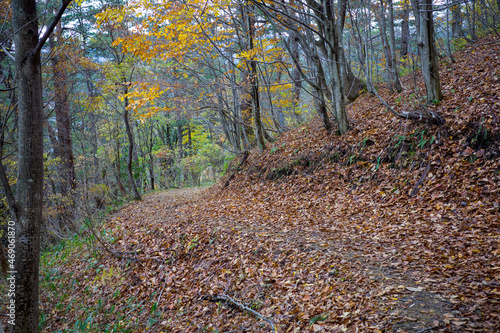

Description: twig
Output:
[81,217,137,261]
[410,163,431,197]
[221,151,249,189]
[414,325,444,333]
[157,282,167,305]
[299,169,321,181]
[202,293,277,332]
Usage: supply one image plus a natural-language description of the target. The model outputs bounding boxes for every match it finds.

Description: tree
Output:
[387,0,403,92]
[307,0,349,134]
[251,0,349,134]
[417,0,443,102]
[401,0,410,57]
[8,0,72,331]
[243,3,266,151]
[451,0,463,37]
[49,20,76,225]
[96,5,142,200]
[123,88,142,200]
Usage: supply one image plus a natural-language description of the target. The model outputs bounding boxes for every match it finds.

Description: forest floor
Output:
[3,37,499,332]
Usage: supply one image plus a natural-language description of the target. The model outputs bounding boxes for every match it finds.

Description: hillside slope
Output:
[37,38,499,332]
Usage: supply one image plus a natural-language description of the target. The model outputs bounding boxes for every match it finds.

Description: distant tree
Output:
[49,20,76,225]
[400,0,410,57]
[387,0,403,92]
[451,0,463,37]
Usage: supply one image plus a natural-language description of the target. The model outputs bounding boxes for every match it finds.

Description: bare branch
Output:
[202,293,277,332]
[34,0,72,55]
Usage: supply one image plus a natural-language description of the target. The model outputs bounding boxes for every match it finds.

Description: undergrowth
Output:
[38,198,143,332]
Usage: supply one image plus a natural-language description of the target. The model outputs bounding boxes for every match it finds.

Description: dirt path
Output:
[40,186,495,332]
[136,188,456,332]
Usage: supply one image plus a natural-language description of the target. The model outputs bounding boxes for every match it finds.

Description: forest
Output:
[0,0,499,332]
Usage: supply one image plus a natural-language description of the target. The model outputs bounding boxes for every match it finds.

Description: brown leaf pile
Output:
[38,37,499,332]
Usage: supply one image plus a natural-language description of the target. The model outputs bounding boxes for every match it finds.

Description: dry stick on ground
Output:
[81,217,138,262]
[410,162,431,197]
[415,325,445,333]
[156,282,167,305]
[372,86,444,125]
[202,293,277,332]
[222,151,250,189]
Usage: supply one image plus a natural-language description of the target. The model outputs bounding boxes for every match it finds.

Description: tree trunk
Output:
[290,35,303,123]
[132,123,141,192]
[451,0,463,37]
[115,137,127,196]
[378,0,394,92]
[263,65,284,133]
[149,125,155,191]
[246,4,266,151]
[311,53,332,132]
[177,123,183,156]
[123,96,141,200]
[323,0,348,134]
[410,0,421,47]
[187,123,192,154]
[470,0,477,40]
[418,0,443,102]
[497,0,500,21]
[387,0,402,92]
[446,2,456,63]
[401,2,410,57]
[50,22,75,226]
[12,0,46,330]
[177,123,183,187]
[51,22,75,194]
[89,112,99,184]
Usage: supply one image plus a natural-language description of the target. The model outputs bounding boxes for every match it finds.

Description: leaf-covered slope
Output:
[38,38,499,332]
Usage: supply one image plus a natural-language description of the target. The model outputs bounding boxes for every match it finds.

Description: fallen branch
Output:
[81,217,138,261]
[414,325,444,333]
[410,163,431,197]
[222,151,250,189]
[202,293,277,332]
[371,86,444,125]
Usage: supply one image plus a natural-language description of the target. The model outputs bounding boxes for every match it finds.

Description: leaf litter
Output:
[39,37,499,332]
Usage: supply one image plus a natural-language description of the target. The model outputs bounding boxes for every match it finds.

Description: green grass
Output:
[38,198,145,332]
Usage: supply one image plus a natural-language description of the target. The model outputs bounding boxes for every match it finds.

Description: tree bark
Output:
[290,35,302,123]
[246,3,266,151]
[115,136,127,196]
[177,123,183,156]
[497,0,500,21]
[51,22,75,194]
[378,0,393,92]
[401,1,410,57]
[50,22,75,226]
[311,52,333,132]
[410,0,421,47]
[12,0,44,329]
[418,0,443,102]
[123,90,141,200]
[148,125,155,191]
[187,123,192,154]
[446,2,456,63]
[387,0,402,92]
[321,0,348,134]
[451,0,463,37]
[11,0,71,331]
